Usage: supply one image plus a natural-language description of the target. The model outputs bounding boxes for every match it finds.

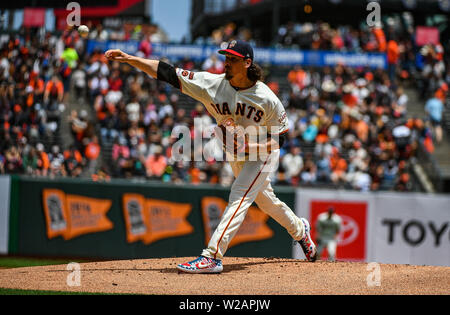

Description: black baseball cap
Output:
[218,40,254,61]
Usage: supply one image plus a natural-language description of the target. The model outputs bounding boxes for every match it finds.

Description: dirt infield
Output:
[0,257,448,295]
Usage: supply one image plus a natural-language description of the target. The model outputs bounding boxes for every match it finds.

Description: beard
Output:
[225,68,233,80]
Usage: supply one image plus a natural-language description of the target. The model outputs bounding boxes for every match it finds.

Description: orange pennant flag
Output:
[42,189,113,240]
[122,194,194,245]
[62,194,113,240]
[201,197,273,248]
[142,199,193,245]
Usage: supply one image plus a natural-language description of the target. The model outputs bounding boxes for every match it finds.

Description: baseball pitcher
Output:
[105,40,317,273]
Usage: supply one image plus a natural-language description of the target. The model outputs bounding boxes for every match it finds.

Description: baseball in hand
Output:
[78,25,89,38]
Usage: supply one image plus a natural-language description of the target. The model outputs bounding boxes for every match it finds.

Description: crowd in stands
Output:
[0,28,99,178]
[276,64,430,191]
[204,18,449,139]
[82,21,170,44]
[0,15,448,192]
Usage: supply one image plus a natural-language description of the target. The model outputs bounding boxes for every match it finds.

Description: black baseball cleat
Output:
[298,218,317,262]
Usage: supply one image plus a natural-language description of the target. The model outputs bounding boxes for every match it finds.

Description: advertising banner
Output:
[370,193,450,266]
[309,200,367,261]
[87,41,387,69]
[294,189,450,266]
[295,189,369,262]
[0,176,10,254]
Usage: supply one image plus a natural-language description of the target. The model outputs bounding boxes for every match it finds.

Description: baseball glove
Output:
[214,118,248,156]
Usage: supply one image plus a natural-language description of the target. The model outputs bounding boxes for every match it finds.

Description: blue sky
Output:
[152,0,191,42]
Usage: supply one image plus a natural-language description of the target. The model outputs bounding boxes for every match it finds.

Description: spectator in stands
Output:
[145,145,167,180]
[60,42,79,98]
[26,71,45,107]
[392,87,408,118]
[89,23,109,41]
[49,145,65,171]
[348,166,372,192]
[202,54,224,74]
[22,146,38,175]
[434,82,448,103]
[49,154,67,178]
[43,75,64,107]
[425,92,444,144]
[387,37,400,83]
[89,72,109,102]
[288,65,310,92]
[395,170,412,192]
[71,62,87,100]
[1,18,444,192]
[4,145,22,174]
[330,150,348,185]
[316,151,331,183]
[419,44,447,99]
[281,146,303,185]
[36,142,50,177]
[300,155,317,184]
[170,160,189,184]
[68,109,88,149]
[111,137,129,177]
[126,96,141,125]
[85,135,101,162]
[64,145,84,177]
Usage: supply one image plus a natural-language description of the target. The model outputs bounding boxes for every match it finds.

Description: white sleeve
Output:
[264,98,289,135]
[175,68,215,105]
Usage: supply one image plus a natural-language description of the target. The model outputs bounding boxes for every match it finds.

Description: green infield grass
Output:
[0,256,92,269]
[0,256,133,295]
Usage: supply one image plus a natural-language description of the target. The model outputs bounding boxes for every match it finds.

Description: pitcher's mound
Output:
[0,257,448,295]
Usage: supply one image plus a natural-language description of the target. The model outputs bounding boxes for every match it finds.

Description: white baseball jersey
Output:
[175,68,305,261]
[176,69,289,135]
[316,213,342,241]
[316,213,342,261]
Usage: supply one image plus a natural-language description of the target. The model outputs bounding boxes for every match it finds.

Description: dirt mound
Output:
[0,257,448,295]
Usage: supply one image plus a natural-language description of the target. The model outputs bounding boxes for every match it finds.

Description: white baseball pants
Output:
[317,239,338,261]
[201,151,305,260]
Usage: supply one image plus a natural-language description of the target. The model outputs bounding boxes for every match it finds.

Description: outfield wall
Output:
[7,176,293,260]
[294,189,450,266]
[3,176,450,266]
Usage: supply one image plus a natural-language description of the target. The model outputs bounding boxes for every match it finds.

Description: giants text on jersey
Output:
[176,68,289,135]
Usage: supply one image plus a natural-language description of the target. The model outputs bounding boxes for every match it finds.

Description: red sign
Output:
[310,200,367,261]
[23,8,46,28]
[416,26,440,46]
